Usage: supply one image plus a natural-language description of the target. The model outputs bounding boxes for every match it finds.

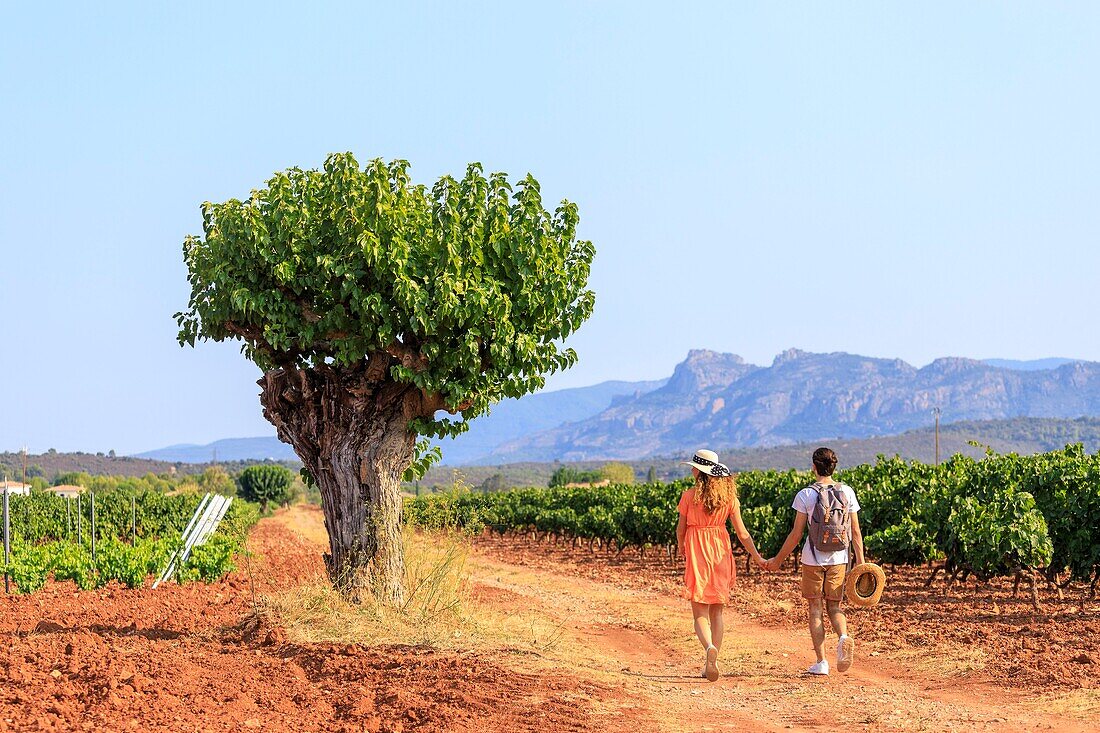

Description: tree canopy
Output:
[176,153,596,446]
[237,465,295,511]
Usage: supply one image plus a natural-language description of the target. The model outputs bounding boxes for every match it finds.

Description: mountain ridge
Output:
[134,351,1093,465]
[484,349,1100,462]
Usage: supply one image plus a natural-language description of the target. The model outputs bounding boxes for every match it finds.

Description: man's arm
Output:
[766,511,807,570]
[850,512,865,565]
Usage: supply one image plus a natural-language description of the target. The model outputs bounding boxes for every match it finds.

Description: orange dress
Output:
[678,489,735,604]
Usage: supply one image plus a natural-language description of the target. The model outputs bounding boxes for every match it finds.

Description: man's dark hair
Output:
[812,447,838,476]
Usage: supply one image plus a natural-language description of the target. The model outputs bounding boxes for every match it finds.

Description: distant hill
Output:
[135,378,666,465]
[488,349,1100,462]
[416,416,1100,490]
[981,358,1078,371]
[0,449,300,483]
[135,437,298,463]
[0,451,203,481]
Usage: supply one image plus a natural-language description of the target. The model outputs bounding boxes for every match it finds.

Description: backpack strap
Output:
[807,484,824,564]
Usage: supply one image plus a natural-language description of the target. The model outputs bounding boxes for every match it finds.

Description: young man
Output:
[766,447,864,675]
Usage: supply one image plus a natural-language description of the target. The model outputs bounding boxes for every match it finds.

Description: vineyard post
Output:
[3,489,9,594]
[131,497,136,544]
[77,494,82,544]
[67,497,72,540]
[90,492,96,561]
[932,407,941,465]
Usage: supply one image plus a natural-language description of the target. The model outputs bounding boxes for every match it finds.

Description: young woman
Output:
[676,449,766,682]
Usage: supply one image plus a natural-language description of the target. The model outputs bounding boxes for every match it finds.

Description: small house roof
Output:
[45,484,86,494]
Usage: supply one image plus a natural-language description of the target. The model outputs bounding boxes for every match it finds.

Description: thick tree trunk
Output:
[257,363,424,605]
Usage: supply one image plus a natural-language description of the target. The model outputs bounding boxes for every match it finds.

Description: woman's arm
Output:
[676,514,687,558]
[850,512,865,565]
[766,512,808,570]
[730,500,766,568]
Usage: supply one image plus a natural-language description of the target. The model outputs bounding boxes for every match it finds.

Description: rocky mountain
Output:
[485,349,1100,462]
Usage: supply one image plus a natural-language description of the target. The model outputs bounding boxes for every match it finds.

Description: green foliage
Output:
[946,491,1053,578]
[599,462,635,485]
[1,485,259,594]
[175,153,597,465]
[406,446,1100,584]
[548,466,602,488]
[50,542,96,590]
[6,488,256,545]
[197,466,237,496]
[237,465,294,511]
[864,517,940,566]
[404,439,443,482]
[1,531,240,594]
[177,535,237,583]
[3,544,50,594]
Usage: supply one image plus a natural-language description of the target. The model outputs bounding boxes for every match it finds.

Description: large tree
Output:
[177,153,594,603]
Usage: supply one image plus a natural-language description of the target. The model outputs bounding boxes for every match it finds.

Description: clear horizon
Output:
[4,3,1099,454]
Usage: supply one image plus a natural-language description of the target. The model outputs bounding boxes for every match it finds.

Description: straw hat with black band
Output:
[681,449,732,477]
[845,562,886,607]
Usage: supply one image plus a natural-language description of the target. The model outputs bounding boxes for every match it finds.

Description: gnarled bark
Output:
[257,362,429,605]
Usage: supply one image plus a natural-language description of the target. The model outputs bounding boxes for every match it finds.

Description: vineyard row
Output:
[405,445,1100,592]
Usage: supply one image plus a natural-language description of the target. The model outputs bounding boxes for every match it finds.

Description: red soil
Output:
[3,514,1097,733]
[0,521,633,733]
[472,534,1100,691]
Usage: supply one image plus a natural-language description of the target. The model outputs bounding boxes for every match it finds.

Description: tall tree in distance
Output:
[176,153,595,603]
[237,465,295,512]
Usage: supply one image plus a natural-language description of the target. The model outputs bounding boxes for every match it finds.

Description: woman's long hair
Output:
[694,472,738,514]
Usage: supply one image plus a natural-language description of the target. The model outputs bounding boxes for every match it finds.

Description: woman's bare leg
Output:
[691,602,713,650]
[708,604,725,653]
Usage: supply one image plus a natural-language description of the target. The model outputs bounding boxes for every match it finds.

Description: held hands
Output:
[764,557,782,572]
[752,554,768,571]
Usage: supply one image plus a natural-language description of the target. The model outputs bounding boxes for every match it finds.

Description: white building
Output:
[44,484,85,500]
[0,481,31,496]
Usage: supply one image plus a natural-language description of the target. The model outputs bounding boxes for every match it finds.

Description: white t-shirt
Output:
[792,482,860,567]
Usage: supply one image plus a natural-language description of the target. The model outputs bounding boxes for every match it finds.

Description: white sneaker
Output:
[705,645,720,682]
[837,635,854,672]
[806,660,829,675]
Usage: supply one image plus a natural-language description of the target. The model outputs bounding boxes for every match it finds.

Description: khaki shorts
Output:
[801,563,846,601]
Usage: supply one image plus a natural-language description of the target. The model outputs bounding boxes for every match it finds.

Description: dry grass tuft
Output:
[260,529,473,647]
[260,509,581,661]
[1024,689,1100,720]
[885,644,988,678]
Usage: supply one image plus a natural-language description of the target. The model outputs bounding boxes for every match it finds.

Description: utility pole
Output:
[932,407,941,465]
[21,446,27,489]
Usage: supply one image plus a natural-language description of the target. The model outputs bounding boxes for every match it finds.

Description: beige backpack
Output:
[807,482,852,555]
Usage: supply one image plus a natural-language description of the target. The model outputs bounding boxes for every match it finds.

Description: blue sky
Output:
[2,3,1099,454]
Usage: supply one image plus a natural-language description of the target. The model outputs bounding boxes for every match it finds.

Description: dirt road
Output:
[1,508,1095,732]
[466,539,1095,732]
